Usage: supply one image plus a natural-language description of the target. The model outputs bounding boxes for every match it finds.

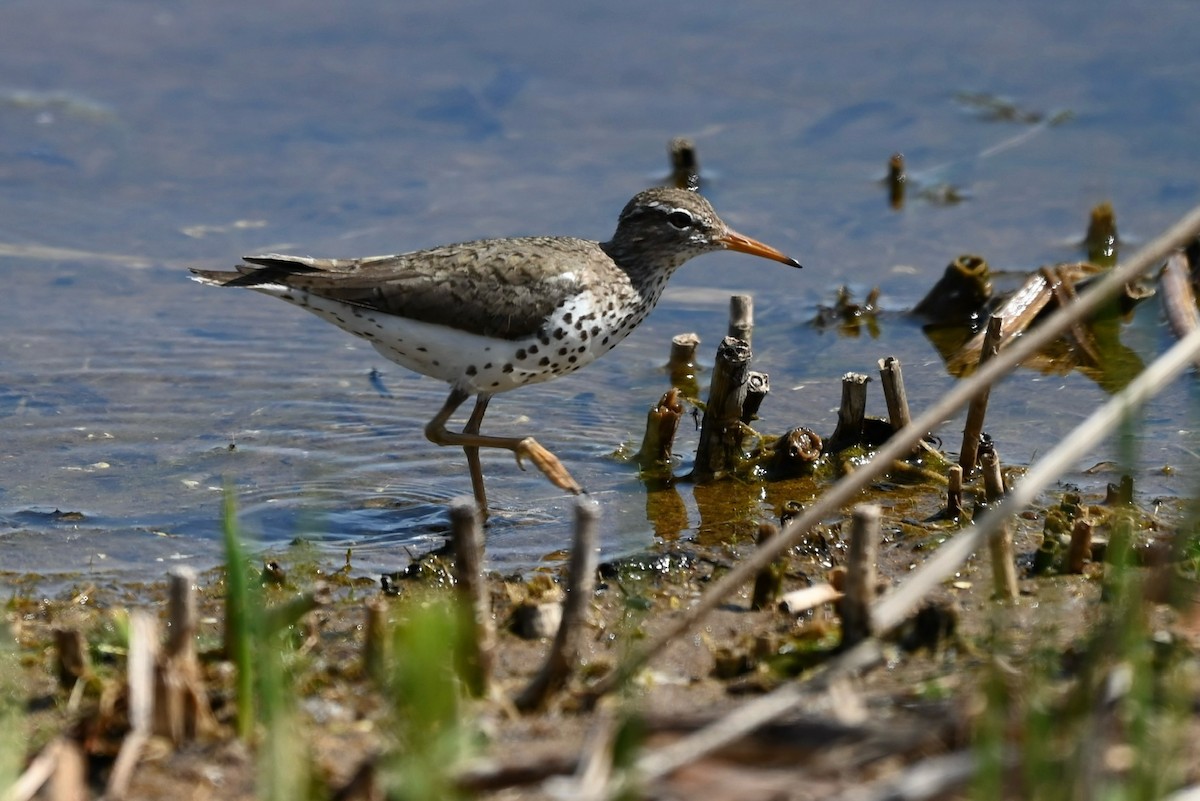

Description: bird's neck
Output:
[599,240,688,304]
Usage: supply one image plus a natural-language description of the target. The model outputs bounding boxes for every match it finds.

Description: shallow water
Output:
[2,0,1200,590]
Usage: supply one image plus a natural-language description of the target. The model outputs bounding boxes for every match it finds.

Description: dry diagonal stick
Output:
[588,201,1200,700]
[627,243,1200,786]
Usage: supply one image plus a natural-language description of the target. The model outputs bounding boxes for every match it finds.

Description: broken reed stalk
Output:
[1107,474,1135,505]
[772,427,823,476]
[887,152,906,210]
[741,371,769,423]
[362,597,388,681]
[1067,518,1093,574]
[959,315,1004,476]
[668,136,701,192]
[635,388,684,471]
[728,293,753,345]
[515,497,600,712]
[777,584,842,615]
[450,498,494,698]
[584,200,1200,702]
[1085,201,1119,263]
[126,611,157,732]
[1032,532,1059,576]
[841,505,881,646]
[692,336,752,483]
[750,522,781,610]
[946,464,964,518]
[511,599,563,641]
[827,372,870,452]
[878,356,912,432]
[53,628,89,690]
[155,566,207,744]
[980,450,1018,599]
[980,448,1006,499]
[667,332,701,392]
[165,567,196,657]
[107,611,157,799]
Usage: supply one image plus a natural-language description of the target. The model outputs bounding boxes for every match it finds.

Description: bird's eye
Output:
[666,210,694,230]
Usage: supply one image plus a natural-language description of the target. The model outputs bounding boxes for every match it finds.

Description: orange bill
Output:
[719,230,802,268]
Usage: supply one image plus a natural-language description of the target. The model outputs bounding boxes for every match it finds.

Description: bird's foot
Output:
[514,437,583,494]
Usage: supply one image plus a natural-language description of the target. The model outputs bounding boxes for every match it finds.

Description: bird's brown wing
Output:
[191,237,605,340]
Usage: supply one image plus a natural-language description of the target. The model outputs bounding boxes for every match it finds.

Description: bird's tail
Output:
[189,268,242,286]
[189,255,320,287]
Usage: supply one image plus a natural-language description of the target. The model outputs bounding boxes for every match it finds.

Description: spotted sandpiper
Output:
[191,187,801,513]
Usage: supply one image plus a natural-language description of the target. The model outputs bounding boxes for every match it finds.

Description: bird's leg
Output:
[463,394,491,516]
[425,389,583,496]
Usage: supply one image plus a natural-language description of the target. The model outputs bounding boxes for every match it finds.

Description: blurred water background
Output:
[2,0,1199,591]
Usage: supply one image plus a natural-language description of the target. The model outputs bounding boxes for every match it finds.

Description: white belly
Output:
[257,284,631,395]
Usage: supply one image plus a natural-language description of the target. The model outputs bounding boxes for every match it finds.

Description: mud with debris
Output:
[5,456,1200,801]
